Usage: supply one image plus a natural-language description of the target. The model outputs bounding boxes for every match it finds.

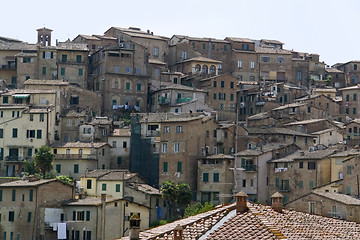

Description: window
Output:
[78,68,83,76]
[278,56,284,63]
[299,162,303,168]
[213,173,219,182]
[27,212,32,222]
[347,165,352,175]
[309,181,314,189]
[297,71,302,80]
[42,67,46,75]
[102,183,107,191]
[213,130,217,137]
[202,43,206,49]
[87,179,92,189]
[12,190,16,201]
[262,56,270,62]
[242,179,246,187]
[164,126,170,133]
[250,61,255,69]
[174,142,180,153]
[182,51,187,60]
[76,55,82,63]
[9,211,14,221]
[122,141,127,148]
[346,94,350,102]
[126,82,131,90]
[237,60,242,68]
[221,81,224,88]
[3,96,8,104]
[299,180,303,189]
[0,190,2,201]
[355,64,358,71]
[72,211,85,221]
[161,142,167,153]
[74,164,79,173]
[163,162,168,172]
[309,202,316,214]
[213,93,216,99]
[36,130,42,139]
[61,54,67,62]
[60,67,65,76]
[250,76,255,81]
[230,82,234,89]
[347,186,351,195]
[0,129,3,139]
[354,108,357,114]
[176,126,183,133]
[223,45,227,51]
[354,94,357,101]
[56,164,61,173]
[213,81,217,88]
[177,162,182,172]
[40,113,44,122]
[86,211,90,221]
[153,47,159,56]
[136,83,142,91]
[230,94,234,101]
[203,173,209,182]
[242,44,249,50]
[116,184,121,192]
[12,128,18,138]
[308,162,316,170]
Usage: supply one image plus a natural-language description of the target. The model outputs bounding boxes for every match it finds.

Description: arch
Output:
[195,64,201,72]
[202,65,208,74]
[209,65,216,74]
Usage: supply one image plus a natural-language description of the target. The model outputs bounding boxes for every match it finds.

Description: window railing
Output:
[242,164,257,172]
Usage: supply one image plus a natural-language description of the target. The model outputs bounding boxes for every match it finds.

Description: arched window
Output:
[195,64,201,72]
[209,65,216,74]
[202,65,208,74]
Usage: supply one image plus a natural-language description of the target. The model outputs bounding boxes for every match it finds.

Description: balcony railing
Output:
[5,156,32,162]
[176,97,192,104]
[242,164,257,172]
[54,154,97,160]
[159,97,170,105]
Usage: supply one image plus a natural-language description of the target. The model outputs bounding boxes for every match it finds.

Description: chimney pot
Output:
[271,192,283,213]
[235,191,248,213]
[174,224,183,240]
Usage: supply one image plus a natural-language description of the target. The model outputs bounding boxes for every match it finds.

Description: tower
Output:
[37,27,52,46]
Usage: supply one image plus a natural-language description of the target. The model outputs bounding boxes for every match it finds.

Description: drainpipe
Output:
[101,194,106,240]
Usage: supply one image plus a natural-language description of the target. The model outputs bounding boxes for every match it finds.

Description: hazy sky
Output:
[2,0,359,65]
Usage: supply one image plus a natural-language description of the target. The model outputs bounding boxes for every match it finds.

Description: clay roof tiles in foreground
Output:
[119,201,360,239]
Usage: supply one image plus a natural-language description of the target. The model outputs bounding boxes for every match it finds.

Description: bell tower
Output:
[37,27,52,46]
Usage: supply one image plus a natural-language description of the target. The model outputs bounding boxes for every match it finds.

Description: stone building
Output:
[51,142,111,180]
[286,191,360,223]
[0,178,73,240]
[267,149,336,204]
[197,154,234,204]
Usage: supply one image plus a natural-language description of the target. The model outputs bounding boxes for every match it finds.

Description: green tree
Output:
[184,202,214,218]
[24,160,37,175]
[34,146,54,179]
[161,181,192,219]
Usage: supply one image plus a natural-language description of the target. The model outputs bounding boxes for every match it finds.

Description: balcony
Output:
[54,154,97,160]
[159,97,170,105]
[5,156,31,162]
[176,97,192,104]
[242,164,257,172]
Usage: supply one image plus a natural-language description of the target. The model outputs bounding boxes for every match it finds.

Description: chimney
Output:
[174,224,183,240]
[129,213,141,240]
[300,151,305,156]
[271,192,283,213]
[235,191,248,213]
[101,194,106,203]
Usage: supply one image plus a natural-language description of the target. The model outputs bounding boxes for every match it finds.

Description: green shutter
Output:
[79,68,83,76]
[73,211,76,221]
[0,189,2,201]
[74,164,79,173]
[163,162,168,172]
[29,190,33,201]
[86,211,90,221]
[102,183,106,191]
[299,181,303,189]
[177,162,182,172]
[203,173,209,182]
[27,212,32,222]
[213,173,219,182]
[116,184,120,192]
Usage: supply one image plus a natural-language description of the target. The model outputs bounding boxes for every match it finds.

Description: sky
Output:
[2,0,360,66]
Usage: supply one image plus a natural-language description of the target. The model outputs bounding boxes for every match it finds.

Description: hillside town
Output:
[1,26,360,239]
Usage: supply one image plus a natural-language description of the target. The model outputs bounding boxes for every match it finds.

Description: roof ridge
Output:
[248,204,287,239]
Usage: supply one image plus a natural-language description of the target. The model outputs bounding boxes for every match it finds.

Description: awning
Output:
[12,94,30,99]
